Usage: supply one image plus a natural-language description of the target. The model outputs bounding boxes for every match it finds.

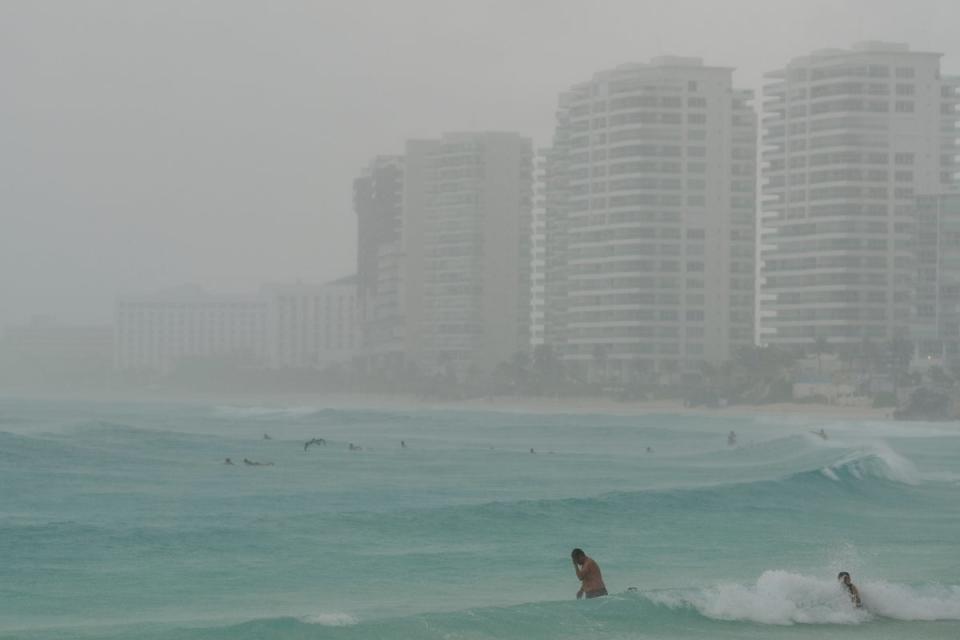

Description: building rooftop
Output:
[781,41,942,69]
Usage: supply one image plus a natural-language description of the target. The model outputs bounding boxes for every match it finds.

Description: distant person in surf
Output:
[401,440,406,448]
[224,457,234,465]
[838,571,862,608]
[727,430,737,446]
[263,434,272,440]
[571,548,607,599]
[812,428,828,440]
[304,438,326,451]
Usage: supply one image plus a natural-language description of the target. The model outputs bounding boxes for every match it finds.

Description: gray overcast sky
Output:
[1,0,956,325]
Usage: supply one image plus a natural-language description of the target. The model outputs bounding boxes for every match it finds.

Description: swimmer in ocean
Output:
[728,430,737,446]
[224,457,234,465]
[571,548,607,599]
[812,428,828,440]
[304,438,326,451]
[838,571,862,608]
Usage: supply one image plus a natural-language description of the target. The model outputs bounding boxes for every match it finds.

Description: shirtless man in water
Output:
[572,548,607,599]
[838,571,862,608]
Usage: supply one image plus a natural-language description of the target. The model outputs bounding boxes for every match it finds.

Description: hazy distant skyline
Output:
[2,0,957,325]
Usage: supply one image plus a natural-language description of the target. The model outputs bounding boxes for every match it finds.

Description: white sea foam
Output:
[651,570,868,625]
[829,442,921,484]
[753,414,960,439]
[861,581,960,620]
[649,570,960,625]
[299,612,358,626]
[819,466,840,481]
[213,405,319,419]
[819,441,960,485]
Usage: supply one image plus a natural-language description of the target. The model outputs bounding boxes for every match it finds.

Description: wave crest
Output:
[647,570,960,625]
[298,612,358,626]
[213,405,320,419]
[650,570,867,625]
[819,442,959,485]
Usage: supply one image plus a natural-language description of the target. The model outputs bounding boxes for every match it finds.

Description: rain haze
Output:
[1,0,956,324]
[4,3,960,640]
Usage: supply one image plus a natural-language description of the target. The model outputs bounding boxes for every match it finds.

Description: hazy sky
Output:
[1,0,956,325]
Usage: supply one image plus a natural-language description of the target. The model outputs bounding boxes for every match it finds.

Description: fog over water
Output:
[2,0,957,325]
[5,5,960,638]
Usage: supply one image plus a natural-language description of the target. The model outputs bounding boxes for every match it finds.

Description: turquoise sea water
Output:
[2,397,959,639]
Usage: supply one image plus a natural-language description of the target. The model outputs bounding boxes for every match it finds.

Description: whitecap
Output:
[213,405,319,419]
[299,612,358,626]
[648,570,960,625]
[650,570,869,625]
[861,581,960,620]
[818,441,949,485]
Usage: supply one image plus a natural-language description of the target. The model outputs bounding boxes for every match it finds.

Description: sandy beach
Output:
[3,387,895,421]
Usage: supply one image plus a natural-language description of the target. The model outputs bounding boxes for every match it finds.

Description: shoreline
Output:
[0,388,894,421]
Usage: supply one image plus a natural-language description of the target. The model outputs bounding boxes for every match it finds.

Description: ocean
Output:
[1,396,959,639]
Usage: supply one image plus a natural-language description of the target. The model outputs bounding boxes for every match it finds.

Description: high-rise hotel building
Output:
[406,132,533,374]
[913,191,960,362]
[354,156,405,372]
[543,57,757,382]
[530,148,549,347]
[759,42,960,350]
[356,133,533,376]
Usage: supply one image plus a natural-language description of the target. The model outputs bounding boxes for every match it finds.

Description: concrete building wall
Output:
[262,278,359,369]
[403,132,533,375]
[544,57,757,383]
[354,156,404,371]
[115,279,359,374]
[400,140,432,371]
[531,148,548,347]
[115,287,267,374]
[759,42,960,350]
[913,191,960,364]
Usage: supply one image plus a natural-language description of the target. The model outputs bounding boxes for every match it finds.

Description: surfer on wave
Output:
[838,571,862,608]
[304,438,326,451]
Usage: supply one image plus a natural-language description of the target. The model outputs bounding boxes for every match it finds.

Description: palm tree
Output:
[660,359,680,387]
[591,343,608,385]
[812,336,830,375]
[532,343,561,393]
[731,345,797,403]
[632,357,655,385]
[858,337,881,375]
[510,350,531,393]
[927,365,954,390]
[888,334,914,395]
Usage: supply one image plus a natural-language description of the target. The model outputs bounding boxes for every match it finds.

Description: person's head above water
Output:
[571,548,586,563]
[838,571,852,584]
